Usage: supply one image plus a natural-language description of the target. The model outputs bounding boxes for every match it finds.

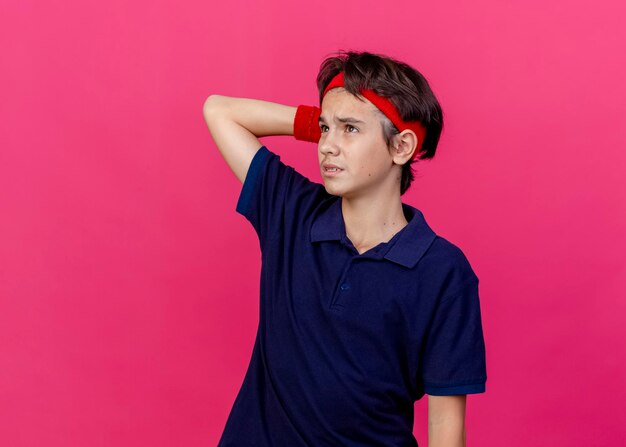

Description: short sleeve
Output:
[420,277,487,395]
[235,145,328,250]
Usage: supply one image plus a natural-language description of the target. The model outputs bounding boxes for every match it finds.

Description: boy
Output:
[203,50,487,447]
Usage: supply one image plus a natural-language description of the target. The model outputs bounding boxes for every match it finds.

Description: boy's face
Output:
[318,88,396,199]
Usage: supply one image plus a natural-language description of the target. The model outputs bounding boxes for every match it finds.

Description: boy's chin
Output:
[325,188,353,201]
[323,183,344,197]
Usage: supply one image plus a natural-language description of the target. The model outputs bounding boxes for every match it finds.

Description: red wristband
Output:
[294,105,321,143]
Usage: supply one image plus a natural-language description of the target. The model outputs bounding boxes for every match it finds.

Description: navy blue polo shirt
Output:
[217,145,487,447]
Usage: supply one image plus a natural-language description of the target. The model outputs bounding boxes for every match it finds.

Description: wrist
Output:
[294,105,321,143]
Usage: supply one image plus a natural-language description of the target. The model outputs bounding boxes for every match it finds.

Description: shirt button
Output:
[340,283,350,291]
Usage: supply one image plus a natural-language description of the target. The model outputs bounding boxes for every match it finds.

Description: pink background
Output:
[1,0,625,445]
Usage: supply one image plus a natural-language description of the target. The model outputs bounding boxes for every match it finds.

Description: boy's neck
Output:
[341,193,408,255]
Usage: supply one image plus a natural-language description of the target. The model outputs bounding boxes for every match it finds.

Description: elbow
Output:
[203,94,237,124]
[203,94,224,118]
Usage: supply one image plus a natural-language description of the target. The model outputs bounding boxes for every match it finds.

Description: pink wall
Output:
[1,0,625,445]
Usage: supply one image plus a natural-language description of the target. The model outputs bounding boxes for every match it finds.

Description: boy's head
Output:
[316,50,443,196]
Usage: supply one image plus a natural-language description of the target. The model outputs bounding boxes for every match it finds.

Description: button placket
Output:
[329,259,355,309]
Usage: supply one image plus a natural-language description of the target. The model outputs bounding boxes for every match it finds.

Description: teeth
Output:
[326,167,340,171]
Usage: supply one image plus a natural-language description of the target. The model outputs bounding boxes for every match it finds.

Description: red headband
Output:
[323,71,426,152]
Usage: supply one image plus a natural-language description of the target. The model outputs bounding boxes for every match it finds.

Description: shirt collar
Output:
[310,197,437,269]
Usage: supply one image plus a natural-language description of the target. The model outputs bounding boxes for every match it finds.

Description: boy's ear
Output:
[391,130,418,165]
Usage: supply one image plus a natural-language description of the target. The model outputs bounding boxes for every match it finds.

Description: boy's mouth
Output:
[322,165,344,177]
[322,162,344,172]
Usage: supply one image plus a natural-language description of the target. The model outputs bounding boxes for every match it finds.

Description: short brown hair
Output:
[316,50,444,195]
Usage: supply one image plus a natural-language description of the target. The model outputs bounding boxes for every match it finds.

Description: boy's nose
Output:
[319,129,340,155]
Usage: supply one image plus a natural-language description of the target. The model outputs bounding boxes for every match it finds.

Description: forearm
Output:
[428,422,466,447]
[203,94,296,137]
[202,94,301,183]
[428,394,467,447]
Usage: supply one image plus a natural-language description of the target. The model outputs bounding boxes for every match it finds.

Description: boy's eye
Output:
[319,124,359,133]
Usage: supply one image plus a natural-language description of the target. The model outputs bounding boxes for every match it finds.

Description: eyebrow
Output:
[318,115,366,125]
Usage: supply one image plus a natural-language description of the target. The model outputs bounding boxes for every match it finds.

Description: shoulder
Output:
[239,144,327,209]
[420,235,479,299]
[425,235,477,277]
[236,144,331,247]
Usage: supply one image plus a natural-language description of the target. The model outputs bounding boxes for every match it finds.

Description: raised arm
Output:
[428,394,467,447]
[202,95,297,183]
